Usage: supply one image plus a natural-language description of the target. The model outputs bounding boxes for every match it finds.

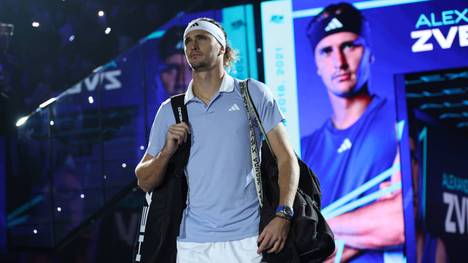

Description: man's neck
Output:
[192,65,225,105]
[328,91,372,130]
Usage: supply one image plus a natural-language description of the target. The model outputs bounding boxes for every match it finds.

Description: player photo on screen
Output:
[296,3,404,262]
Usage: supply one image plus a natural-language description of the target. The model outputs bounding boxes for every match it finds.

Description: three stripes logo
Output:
[228,103,241,112]
[325,18,343,32]
[337,138,352,153]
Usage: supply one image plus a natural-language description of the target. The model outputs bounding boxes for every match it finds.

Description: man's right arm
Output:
[135,151,172,192]
[135,122,190,192]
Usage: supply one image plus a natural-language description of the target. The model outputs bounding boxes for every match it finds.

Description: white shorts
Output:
[176,236,262,263]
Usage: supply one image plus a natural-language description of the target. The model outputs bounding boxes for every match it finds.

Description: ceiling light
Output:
[16,116,29,127]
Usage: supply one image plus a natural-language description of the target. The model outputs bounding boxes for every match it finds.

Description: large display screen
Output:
[261,0,467,262]
[7,0,467,261]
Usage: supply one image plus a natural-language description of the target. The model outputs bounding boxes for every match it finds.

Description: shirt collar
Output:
[184,73,234,104]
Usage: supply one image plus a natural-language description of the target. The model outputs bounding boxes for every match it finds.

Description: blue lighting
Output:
[418,127,428,221]
[397,120,405,141]
[7,195,43,222]
[7,215,28,228]
[407,88,467,98]
[334,240,345,263]
[140,30,165,43]
[420,100,468,109]
[457,122,468,128]
[293,0,432,18]
[439,112,468,119]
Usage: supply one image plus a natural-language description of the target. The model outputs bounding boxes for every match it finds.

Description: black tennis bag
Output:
[132,94,189,263]
[238,79,335,263]
[259,146,335,263]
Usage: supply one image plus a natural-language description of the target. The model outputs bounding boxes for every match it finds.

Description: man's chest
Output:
[186,94,250,144]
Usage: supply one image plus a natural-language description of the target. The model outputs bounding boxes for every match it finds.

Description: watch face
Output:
[284,206,294,217]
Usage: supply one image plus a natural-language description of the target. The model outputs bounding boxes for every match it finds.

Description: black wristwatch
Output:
[275,205,294,221]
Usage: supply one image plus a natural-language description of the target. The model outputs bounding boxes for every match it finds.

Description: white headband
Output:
[183,20,226,49]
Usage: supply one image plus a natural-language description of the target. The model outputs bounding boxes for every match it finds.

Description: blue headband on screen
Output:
[306,12,370,52]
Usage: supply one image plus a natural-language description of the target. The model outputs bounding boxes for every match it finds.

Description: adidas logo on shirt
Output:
[228,103,240,112]
[337,138,352,153]
[325,18,343,32]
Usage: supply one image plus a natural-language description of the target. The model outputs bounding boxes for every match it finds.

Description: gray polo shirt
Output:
[147,73,284,242]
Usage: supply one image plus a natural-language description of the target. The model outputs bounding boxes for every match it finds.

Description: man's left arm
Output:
[328,189,405,249]
[323,189,404,262]
[327,150,405,249]
[257,123,300,254]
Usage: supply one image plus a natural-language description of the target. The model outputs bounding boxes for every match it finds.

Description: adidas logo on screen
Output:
[325,18,343,32]
[337,138,352,153]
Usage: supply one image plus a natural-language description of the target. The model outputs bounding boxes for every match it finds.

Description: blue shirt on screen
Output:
[301,95,398,262]
[146,74,284,243]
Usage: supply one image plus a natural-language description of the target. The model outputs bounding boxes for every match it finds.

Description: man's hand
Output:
[162,122,190,156]
[257,217,290,254]
[135,122,190,192]
[327,189,404,249]
[324,246,360,263]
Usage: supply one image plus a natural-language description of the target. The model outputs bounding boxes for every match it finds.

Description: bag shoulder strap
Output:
[168,93,191,176]
[170,93,189,124]
[239,79,275,158]
[239,79,266,207]
[240,81,323,202]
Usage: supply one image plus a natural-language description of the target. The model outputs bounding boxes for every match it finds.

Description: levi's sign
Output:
[66,69,122,95]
